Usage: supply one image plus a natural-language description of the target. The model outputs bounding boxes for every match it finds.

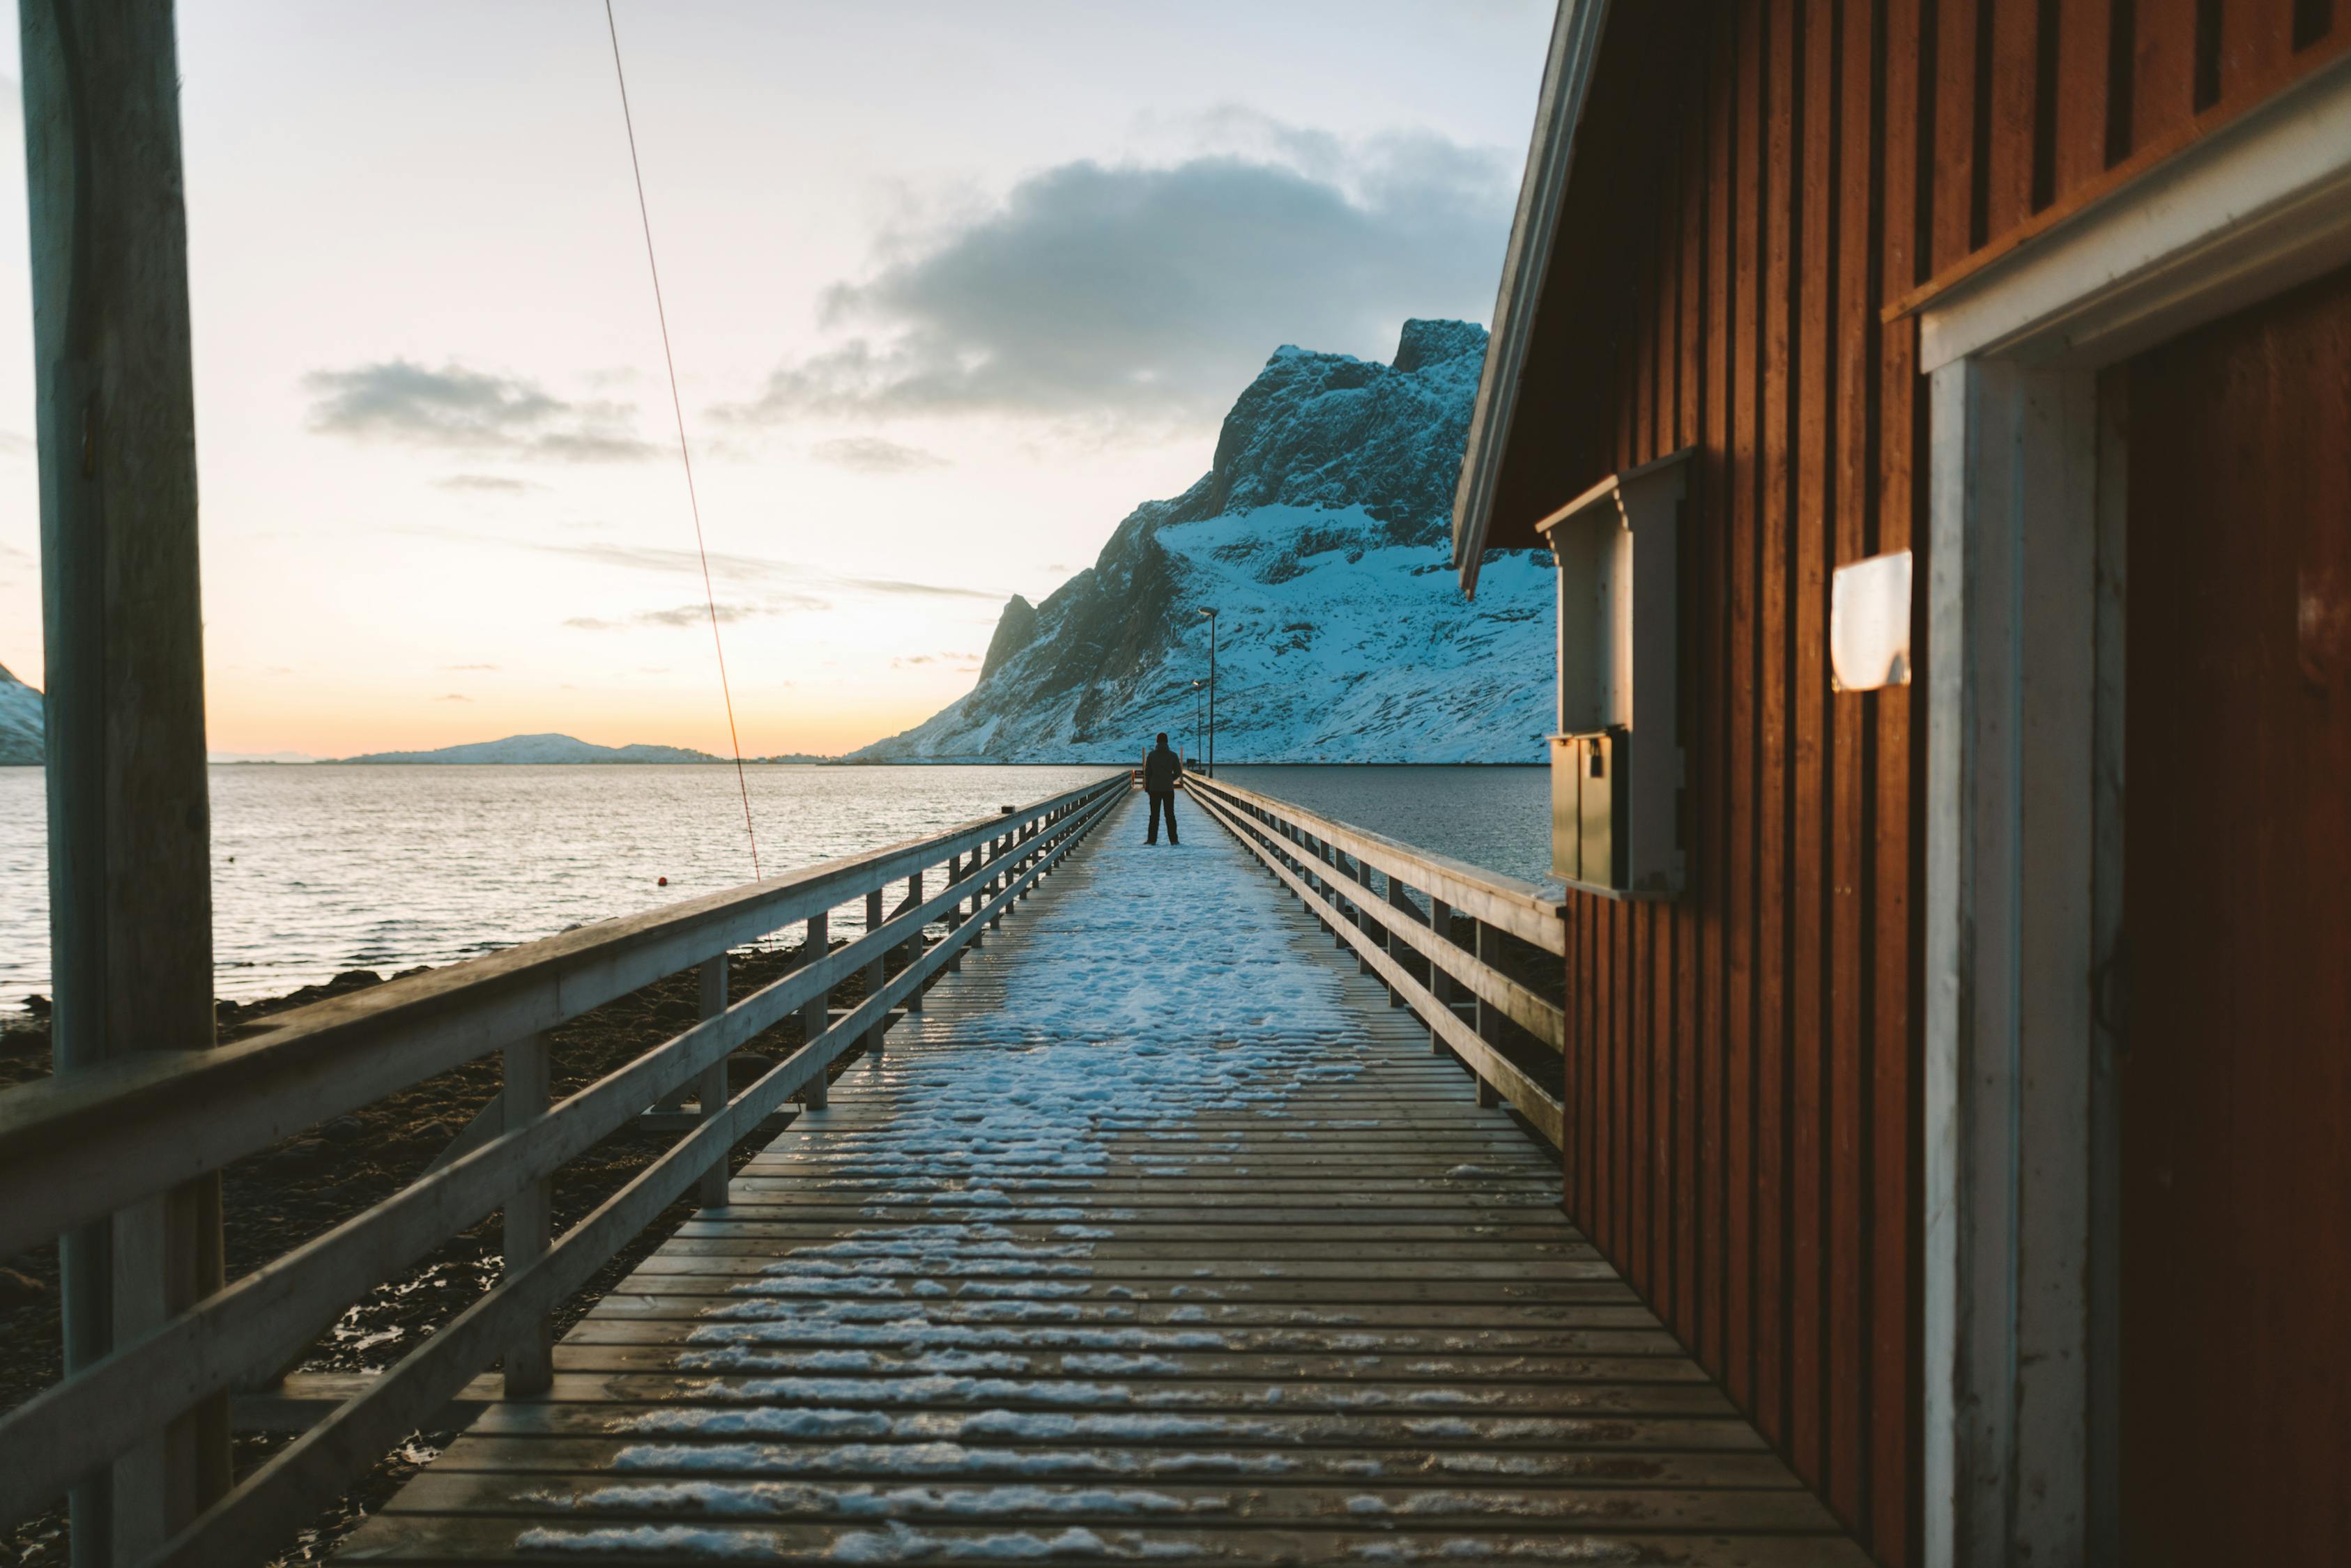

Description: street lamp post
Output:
[1190,679,1205,770]
[1197,607,1218,776]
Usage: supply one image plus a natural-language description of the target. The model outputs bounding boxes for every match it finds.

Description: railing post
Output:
[1347,855,1378,978]
[990,833,1009,928]
[945,852,969,969]
[1429,898,1456,1056]
[502,1030,553,1395]
[1383,874,1414,1008]
[696,958,730,1208]
[903,872,924,1012]
[1312,838,1340,944]
[1471,923,1506,1109]
[972,845,989,946]
[801,912,830,1108]
[863,888,887,1057]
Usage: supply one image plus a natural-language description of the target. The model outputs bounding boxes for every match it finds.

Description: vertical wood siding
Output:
[1554,4,1921,1559]
[1532,3,2343,1565]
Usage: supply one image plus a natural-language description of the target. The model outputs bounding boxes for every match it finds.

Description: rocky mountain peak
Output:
[854,318,1554,766]
[979,594,1040,680]
[1186,319,1490,546]
[1391,316,1488,373]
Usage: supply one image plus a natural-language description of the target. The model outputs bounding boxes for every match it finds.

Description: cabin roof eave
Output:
[1450,0,1616,598]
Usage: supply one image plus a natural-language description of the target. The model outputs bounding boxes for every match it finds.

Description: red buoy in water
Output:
[657,875,668,886]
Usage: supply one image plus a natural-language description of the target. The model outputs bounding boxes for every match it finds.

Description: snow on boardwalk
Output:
[338,789,1865,1565]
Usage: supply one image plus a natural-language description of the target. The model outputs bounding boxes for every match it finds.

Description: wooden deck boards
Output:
[336,791,1866,1565]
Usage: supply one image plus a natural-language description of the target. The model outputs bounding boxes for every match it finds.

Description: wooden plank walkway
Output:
[337,790,1867,1565]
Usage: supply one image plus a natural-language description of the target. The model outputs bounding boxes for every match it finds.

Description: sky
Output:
[0,1,1554,758]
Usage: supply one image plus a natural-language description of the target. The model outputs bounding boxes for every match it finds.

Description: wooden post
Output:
[800,912,829,1107]
[21,1,228,1556]
[1348,856,1377,977]
[903,873,924,1012]
[969,846,986,948]
[1329,851,1345,912]
[502,1031,553,1394]
[1471,923,1505,1109]
[696,957,730,1208]
[1429,898,1455,1056]
[989,834,1008,928]
[1383,875,1414,1008]
[862,889,887,1057]
[945,852,967,969]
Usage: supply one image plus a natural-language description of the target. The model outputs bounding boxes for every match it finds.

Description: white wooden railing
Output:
[1186,774,1568,1146]
[0,771,1127,1567]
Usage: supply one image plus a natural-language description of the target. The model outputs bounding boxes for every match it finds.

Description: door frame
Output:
[1914,49,2351,1568]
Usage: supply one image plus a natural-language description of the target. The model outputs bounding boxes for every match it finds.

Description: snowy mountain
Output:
[0,664,41,766]
[850,319,1553,764]
[335,733,720,764]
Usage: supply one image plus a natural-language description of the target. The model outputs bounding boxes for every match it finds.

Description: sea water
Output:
[0,762,1549,1005]
[1216,765,1554,892]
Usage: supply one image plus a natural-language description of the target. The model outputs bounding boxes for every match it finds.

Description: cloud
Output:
[893,652,983,672]
[436,693,472,702]
[565,601,777,631]
[305,361,656,461]
[441,663,500,671]
[0,429,33,459]
[390,525,996,603]
[838,576,1000,601]
[809,436,951,474]
[519,538,802,584]
[436,473,542,494]
[637,601,763,628]
[721,119,1510,432]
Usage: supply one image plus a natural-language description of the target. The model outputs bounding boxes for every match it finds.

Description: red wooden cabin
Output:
[1454,3,2351,1563]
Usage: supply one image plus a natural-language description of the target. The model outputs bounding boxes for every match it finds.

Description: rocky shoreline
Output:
[1,930,883,1565]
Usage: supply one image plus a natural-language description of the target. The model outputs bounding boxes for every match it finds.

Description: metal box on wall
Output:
[1537,451,1690,899]
[1550,731,1628,886]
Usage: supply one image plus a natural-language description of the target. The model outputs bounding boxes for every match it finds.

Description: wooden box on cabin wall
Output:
[1536,451,1687,898]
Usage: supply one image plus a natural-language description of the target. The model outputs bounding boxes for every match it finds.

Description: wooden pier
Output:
[331,789,1865,1565]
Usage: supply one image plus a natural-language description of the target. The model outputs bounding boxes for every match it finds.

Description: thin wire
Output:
[602,0,762,879]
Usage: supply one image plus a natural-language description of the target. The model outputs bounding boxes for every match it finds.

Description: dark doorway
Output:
[2120,263,2351,1565]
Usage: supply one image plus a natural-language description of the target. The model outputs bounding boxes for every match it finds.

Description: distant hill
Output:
[333,732,721,764]
[0,664,41,766]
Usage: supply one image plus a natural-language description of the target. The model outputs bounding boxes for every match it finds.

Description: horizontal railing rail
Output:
[0,774,1120,1261]
[1185,774,1567,1147]
[0,771,1128,1566]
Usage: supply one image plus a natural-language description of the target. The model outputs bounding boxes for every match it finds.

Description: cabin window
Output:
[1535,449,1691,898]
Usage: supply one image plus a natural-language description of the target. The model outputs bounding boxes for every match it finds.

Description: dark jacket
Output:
[1143,744,1181,792]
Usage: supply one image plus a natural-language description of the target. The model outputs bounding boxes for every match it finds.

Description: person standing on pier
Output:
[1143,732,1181,846]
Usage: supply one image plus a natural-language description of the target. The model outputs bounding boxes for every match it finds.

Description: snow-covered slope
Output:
[335,732,719,764]
[852,320,1552,764]
[0,664,42,767]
